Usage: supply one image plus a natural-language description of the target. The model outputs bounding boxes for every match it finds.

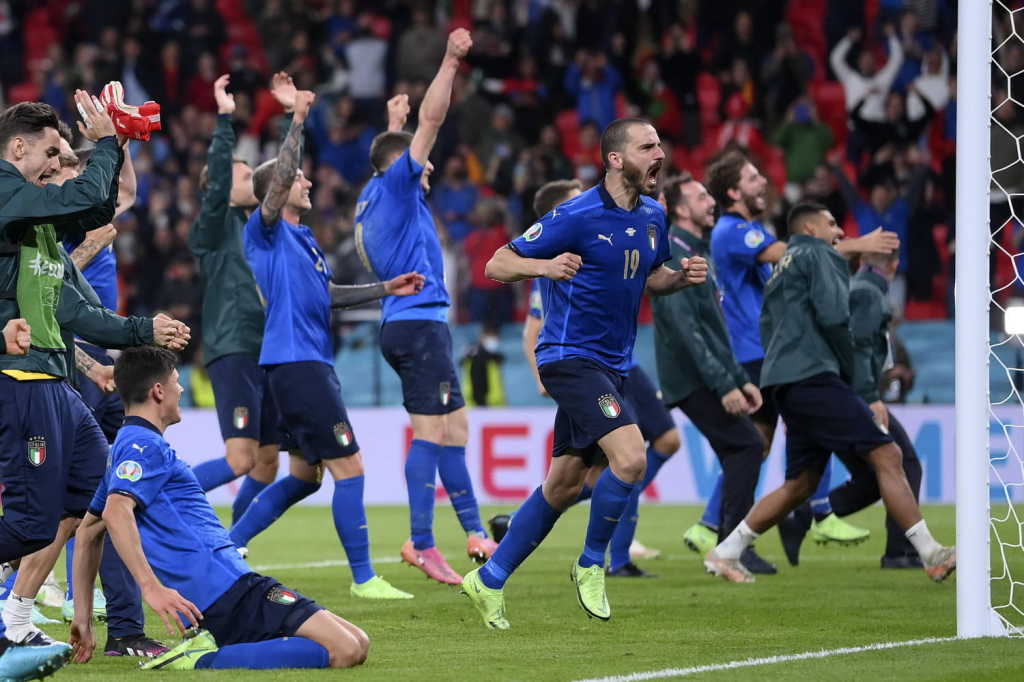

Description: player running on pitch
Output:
[461,118,706,629]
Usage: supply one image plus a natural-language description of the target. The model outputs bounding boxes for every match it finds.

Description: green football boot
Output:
[570,561,610,621]
[140,630,218,671]
[809,513,871,546]
[682,522,718,555]
[349,576,414,600]
[459,568,510,630]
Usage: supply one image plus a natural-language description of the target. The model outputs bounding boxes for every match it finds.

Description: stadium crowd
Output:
[0,0,962,342]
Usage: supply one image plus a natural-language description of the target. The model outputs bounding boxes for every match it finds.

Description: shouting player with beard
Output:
[461,118,707,629]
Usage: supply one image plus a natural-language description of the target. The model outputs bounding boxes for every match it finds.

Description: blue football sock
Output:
[479,486,561,590]
[609,485,641,571]
[438,445,485,535]
[192,457,238,492]
[406,440,441,549]
[65,537,75,601]
[333,475,375,584]
[579,468,636,568]
[699,473,724,531]
[195,637,330,669]
[232,476,272,526]
[573,484,593,505]
[641,446,671,490]
[810,459,835,521]
[229,475,319,547]
[0,570,16,600]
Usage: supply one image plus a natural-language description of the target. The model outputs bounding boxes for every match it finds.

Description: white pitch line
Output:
[572,636,959,682]
[251,556,402,572]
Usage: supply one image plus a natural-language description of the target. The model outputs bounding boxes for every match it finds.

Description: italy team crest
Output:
[333,422,353,447]
[233,407,249,430]
[598,394,621,419]
[266,587,297,605]
[440,382,451,407]
[27,437,46,467]
[647,225,658,251]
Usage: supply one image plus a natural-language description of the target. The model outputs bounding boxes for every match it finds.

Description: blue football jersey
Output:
[89,417,251,612]
[354,150,449,324]
[244,211,333,366]
[62,237,117,311]
[510,183,670,374]
[709,212,778,364]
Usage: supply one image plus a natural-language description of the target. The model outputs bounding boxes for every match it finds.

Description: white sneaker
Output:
[36,571,64,608]
[629,539,661,561]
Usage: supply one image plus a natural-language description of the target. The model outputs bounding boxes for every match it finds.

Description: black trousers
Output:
[829,414,923,557]
[676,387,764,541]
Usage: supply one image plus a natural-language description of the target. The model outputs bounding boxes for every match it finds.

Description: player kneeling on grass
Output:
[68,346,369,670]
[704,201,955,585]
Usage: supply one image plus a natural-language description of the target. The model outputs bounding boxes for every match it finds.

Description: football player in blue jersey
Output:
[519,179,680,578]
[69,346,370,671]
[681,150,898,565]
[354,29,498,586]
[460,118,707,629]
[232,85,422,600]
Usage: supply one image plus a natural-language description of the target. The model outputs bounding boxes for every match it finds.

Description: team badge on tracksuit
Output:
[440,382,451,407]
[598,394,621,419]
[27,437,46,467]
[334,422,353,447]
[233,407,249,430]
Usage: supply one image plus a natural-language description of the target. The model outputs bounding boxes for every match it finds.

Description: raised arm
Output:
[114,138,136,218]
[191,75,236,248]
[102,494,202,635]
[387,93,410,133]
[410,29,472,166]
[69,225,116,270]
[259,86,313,227]
[876,29,904,91]
[829,31,857,85]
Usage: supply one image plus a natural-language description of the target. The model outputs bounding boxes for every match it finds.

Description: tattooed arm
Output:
[76,346,115,393]
[70,225,117,270]
[259,89,315,227]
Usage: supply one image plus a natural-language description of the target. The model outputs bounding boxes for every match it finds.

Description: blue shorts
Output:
[75,342,124,444]
[201,573,324,646]
[208,354,281,446]
[266,361,359,462]
[773,372,894,480]
[539,357,637,467]
[621,366,675,443]
[380,320,465,415]
[62,392,108,518]
[0,375,78,545]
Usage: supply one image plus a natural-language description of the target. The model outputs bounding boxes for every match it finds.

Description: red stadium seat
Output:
[697,72,721,130]
[810,81,849,149]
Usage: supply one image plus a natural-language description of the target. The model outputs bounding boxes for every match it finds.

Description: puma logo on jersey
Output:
[131,443,148,454]
[597,234,614,246]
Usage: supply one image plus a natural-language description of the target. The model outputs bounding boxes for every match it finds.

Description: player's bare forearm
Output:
[70,228,115,270]
[645,260,707,296]
[485,246,548,283]
[71,513,106,626]
[75,345,98,376]
[522,315,546,395]
[260,117,304,226]
[103,495,162,593]
[411,30,471,164]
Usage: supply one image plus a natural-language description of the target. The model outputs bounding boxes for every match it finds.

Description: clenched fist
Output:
[446,29,473,60]
[679,256,708,286]
[543,252,582,281]
[3,318,30,355]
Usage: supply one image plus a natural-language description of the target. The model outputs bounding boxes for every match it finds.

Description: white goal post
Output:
[957,0,1006,638]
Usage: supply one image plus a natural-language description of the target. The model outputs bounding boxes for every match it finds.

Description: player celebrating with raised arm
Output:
[355,29,498,586]
[460,118,707,630]
[704,202,954,584]
[69,347,370,671]
[231,79,423,600]
[188,73,281,523]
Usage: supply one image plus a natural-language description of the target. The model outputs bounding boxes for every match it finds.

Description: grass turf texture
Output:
[41,504,1021,681]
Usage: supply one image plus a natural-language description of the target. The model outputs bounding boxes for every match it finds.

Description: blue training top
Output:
[89,417,251,612]
[243,210,334,366]
[709,211,777,364]
[354,150,450,324]
[510,183,670,375]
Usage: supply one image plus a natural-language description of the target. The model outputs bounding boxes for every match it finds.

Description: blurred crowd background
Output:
[0,0,972,400]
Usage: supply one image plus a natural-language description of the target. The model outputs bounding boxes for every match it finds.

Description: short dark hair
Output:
[252,159,277,204]
[369,131,413,173]
[57,121,74,144]
[599,117,651,169]
[199,158,249,193]
[0,102,61,153]
[532,179,582,217]
[705,150,749,209]
[114,346,178,407]
[662,171,694,218]
[787,200,830,234]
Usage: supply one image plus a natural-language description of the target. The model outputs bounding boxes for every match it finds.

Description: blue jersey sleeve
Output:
[509,209,577,260]
[87,474,108,518]
[107,442,175,510]
[528,279,543,319]
[244,209,283,249]
[721,222,777,265]
[381,150,423,196]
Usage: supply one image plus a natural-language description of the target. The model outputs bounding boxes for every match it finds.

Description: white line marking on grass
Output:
[573,636,959,682]
[251,557,402,572]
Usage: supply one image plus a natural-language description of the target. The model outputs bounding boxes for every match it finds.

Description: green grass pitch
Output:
[40,504,1023,680]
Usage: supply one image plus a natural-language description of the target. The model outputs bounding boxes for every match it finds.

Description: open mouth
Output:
[646,163,662,186]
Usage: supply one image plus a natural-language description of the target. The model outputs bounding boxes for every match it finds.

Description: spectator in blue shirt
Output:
[563,51,622,131]
[430,154,479,243]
